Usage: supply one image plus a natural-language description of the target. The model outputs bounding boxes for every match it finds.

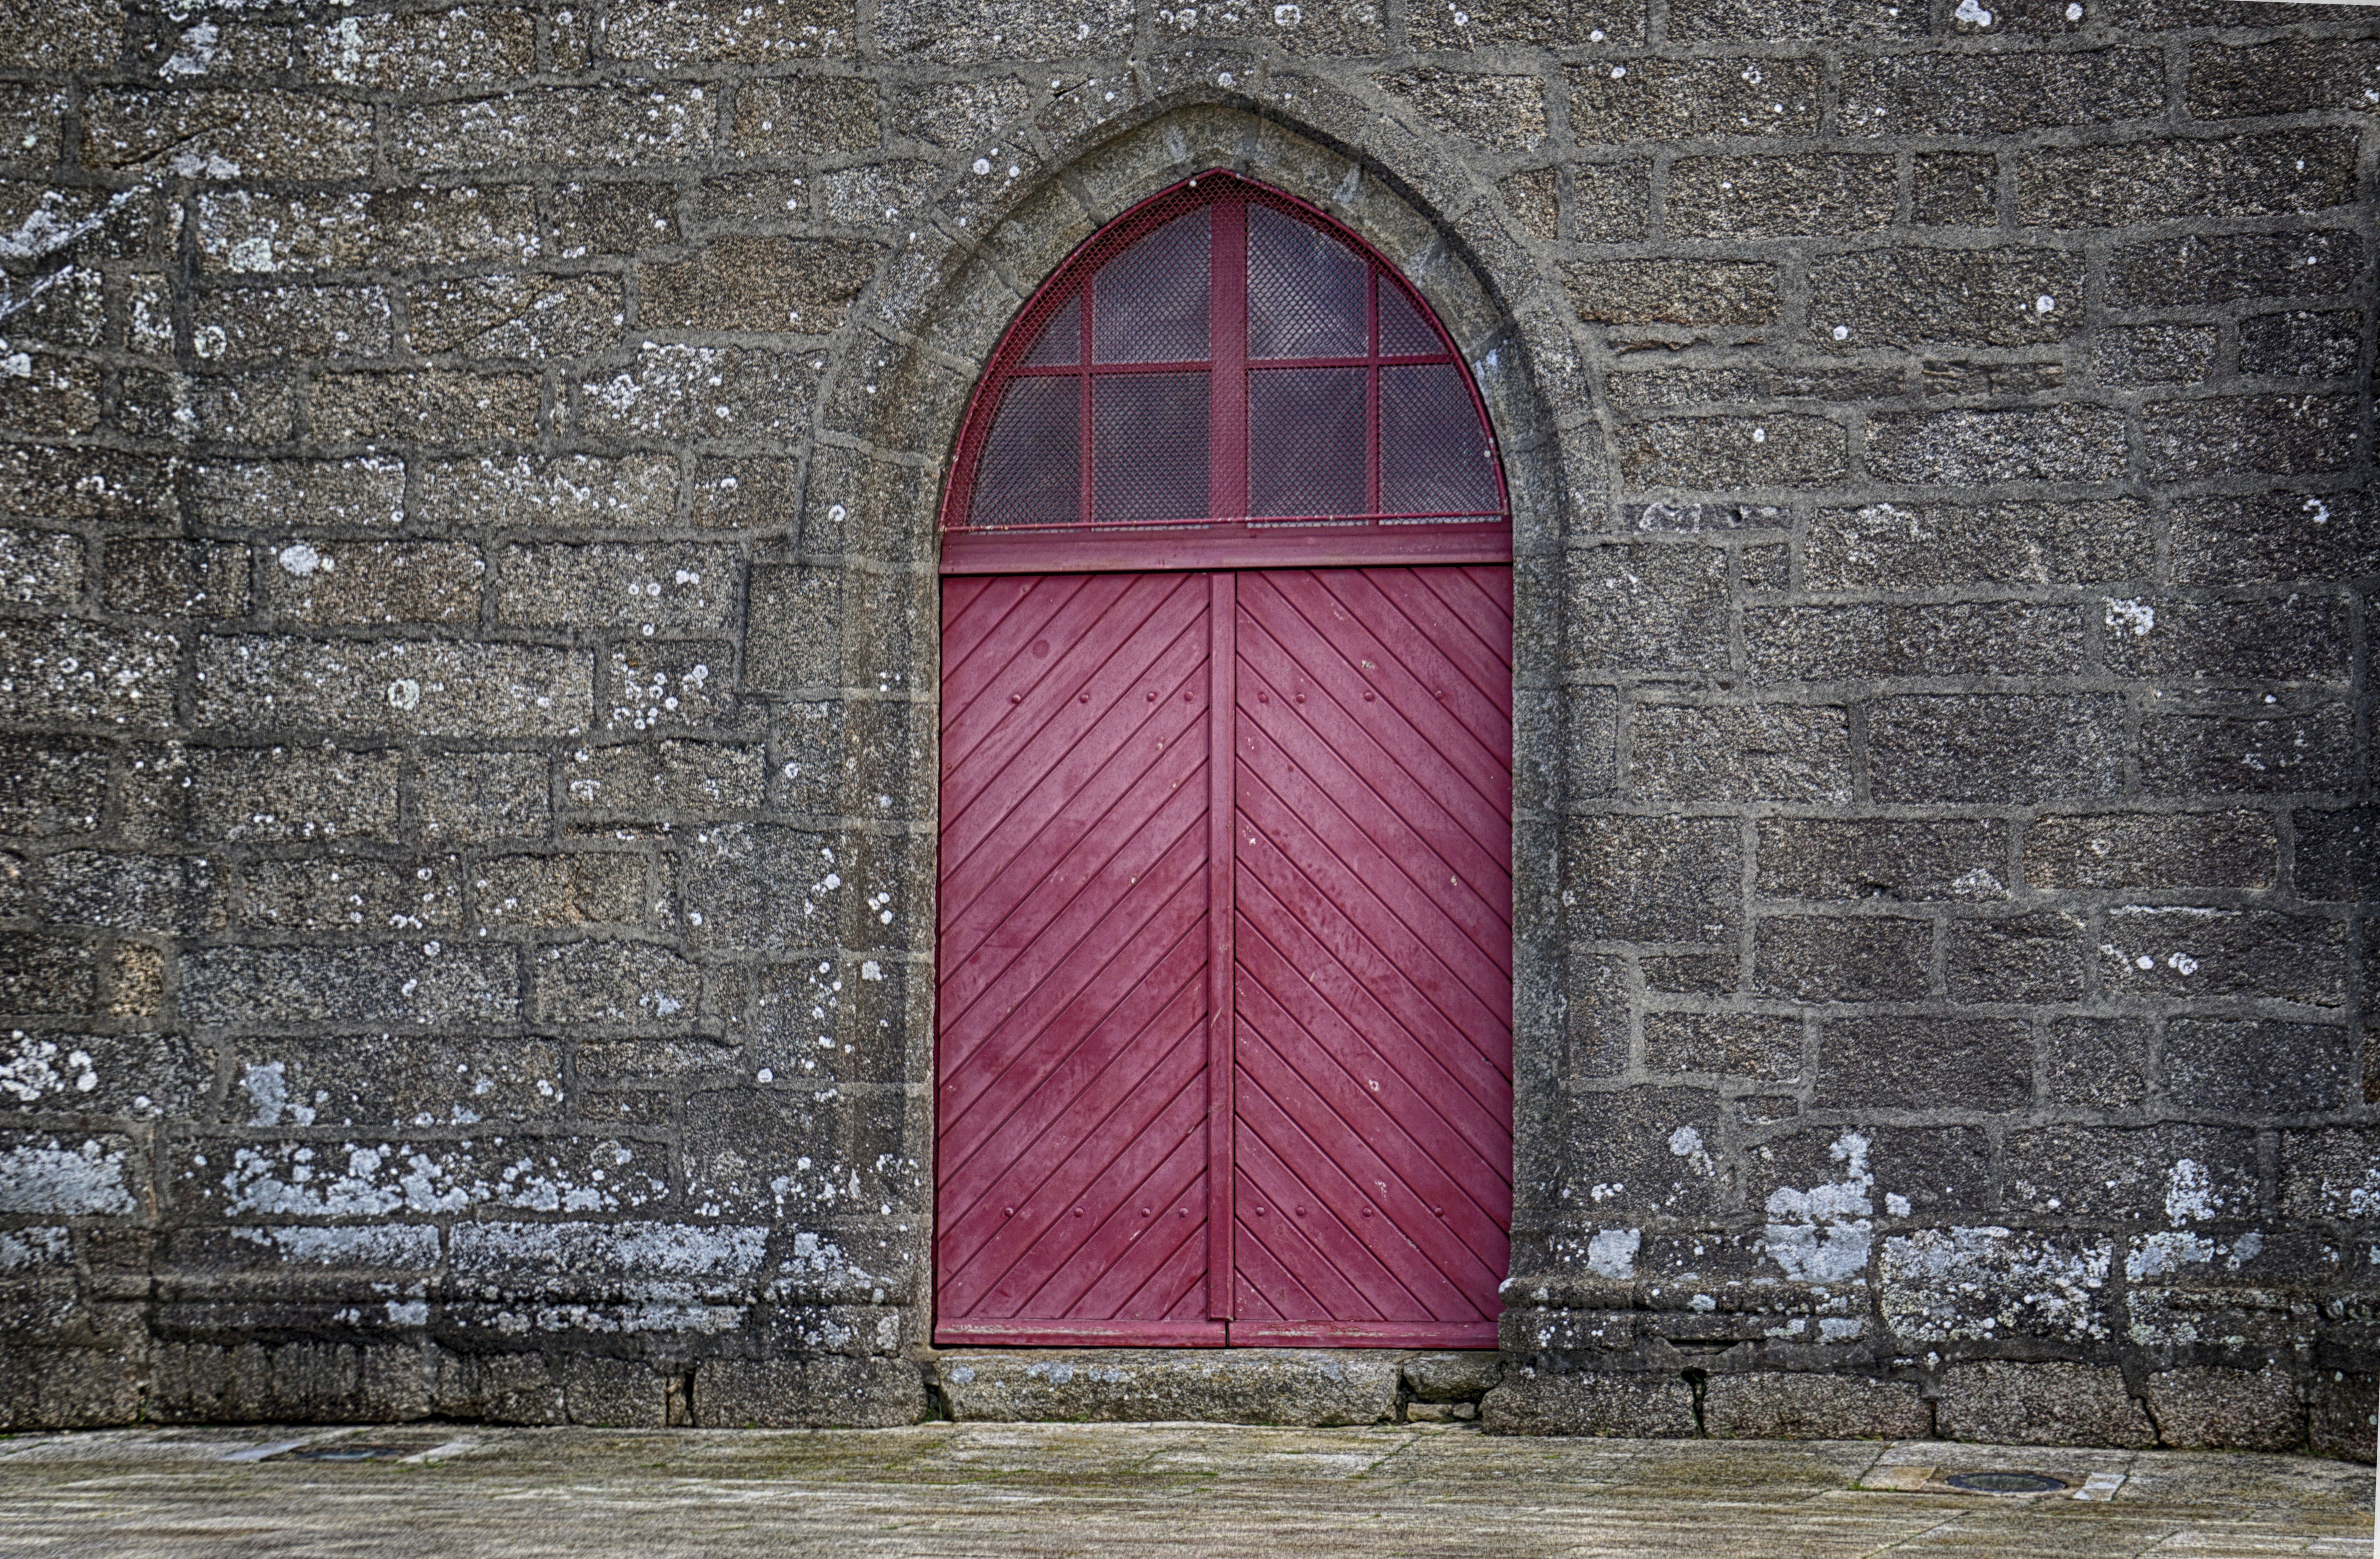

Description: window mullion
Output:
[1208,197,1247,522]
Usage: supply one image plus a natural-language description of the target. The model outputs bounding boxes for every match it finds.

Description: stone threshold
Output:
[923,1347,1502,1426]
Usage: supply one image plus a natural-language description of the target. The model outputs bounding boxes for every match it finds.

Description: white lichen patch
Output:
[1881,1226,2112,1342]
[229,1222,439,1268]
[0,1137,137,1215]
[1585,1227,1640,1280]
[0,1032,98,1103]
[214,1139,665,1217]
[1762,1131,1875,1285]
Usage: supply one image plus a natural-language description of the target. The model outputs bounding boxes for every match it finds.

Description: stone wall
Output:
[0,0,2371,1454]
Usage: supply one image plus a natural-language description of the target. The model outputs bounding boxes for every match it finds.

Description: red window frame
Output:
[940,171,1513,576]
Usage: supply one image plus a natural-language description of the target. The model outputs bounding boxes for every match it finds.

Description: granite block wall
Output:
[0,0,2370,1453]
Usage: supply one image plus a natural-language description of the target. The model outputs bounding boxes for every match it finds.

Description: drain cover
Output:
[277,1444,419,1463]
[1945,1470,2069,1494]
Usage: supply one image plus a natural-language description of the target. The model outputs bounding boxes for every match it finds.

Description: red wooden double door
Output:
[935,563,1512,1346]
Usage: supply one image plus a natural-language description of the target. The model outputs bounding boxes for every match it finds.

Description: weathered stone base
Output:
[933,1349,1415,1426]
[1479,1369,1698,1437]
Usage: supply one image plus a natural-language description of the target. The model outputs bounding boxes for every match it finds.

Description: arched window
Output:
[942,171,1509,572]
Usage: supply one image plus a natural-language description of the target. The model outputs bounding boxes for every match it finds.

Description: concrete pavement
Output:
[0,1421,2370,1557]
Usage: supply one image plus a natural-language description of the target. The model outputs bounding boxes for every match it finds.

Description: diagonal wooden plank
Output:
[940,672,1207,988]
[1325,567,1512,718]
[1236,757,1512,1043]
[1235,623,1509,895]
[1232,957,1508,1292]
[1237,653,1510,962]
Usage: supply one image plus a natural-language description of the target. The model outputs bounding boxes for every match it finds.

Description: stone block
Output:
[1866,406,2127,485]
[192,457,407,530]
[876,0,1132,60]
[1560,1087,1725,1216]
[2295,805,2374,903]
[2239,310,2362,382]
[433,1350,568,1424]
[494,543,737,632]
[35,850,222,936]
[406,275,622,360]
[2142,394,2360,480]
[1663,155,1894,239]
[151,1339,433,1425]
[577,344,817,441]
[0,1345,144,1429]
[1943,911,2087,1003]
[84,89,372,180]
[1630,703,1852,804]
[2005,1124,2259,1221]
[1644,1012,1801,1082]
[101,539,250,619]
[0,738,106,840]
[1410,0,1645,48]
[392,85,718,173]
[1747,602,2080,681]
[1498,168,1558,242]
[1813,248,2082,354]
[602,0,854,65]
[191,637,591,738]
[297,6,537,91]
[222,1036,561,1131]
[697,1354,925,1428]
[2306,1370,2377,1463]
[261,541,484,626]
[641,237,882,334]
[0,933,98,1018]
[554,181,679,257]
[2020,132,2358,229]
[2024,811,2277,892]
[683,1087,902,1221]
[1839,48,2164,135]
[1758,819,2007,903]
[2108,229,2361,308]
[1761,1122,1993,1218]
[2091,324,2218,387]
[184,944,519,1030]
[1867,695,2124,805]
[0,527,84,607]
[309,370,541,445]
[0,354,100,440]
[1564,814,1738,943]
[1754,915,1932,1002]
[2149,1365,2304,1452]
[1705,1372,1929,1439]
[0,0,121,70]
[193,285,393,363]
[2166,1019,2353,1116]
[1607,368,1898,414]
[416,454,679,531]
[196,185,544,274]
[2139,704,2355,797]
[2278,1128,2380,1221]
[1374,71,1547,152]
[1565,260,1777,327]
[2099,909,2343,1008]
[565,740,767,817]
[1481,1369,1697,1436]
[935,1348,1398,1424]
[729,78,880,155]
[169,1133,669,1221]
[1882,1228,2115,1344]
[416,750,552,844]
[2187,37,2380,119]
[0,1134,141,1214]
[1937,1360,2154,1448]
[1405,1351,1502,1401]
[1913,153,1998,227]
[476,853,650,930]
[1613,413,1847,490]
[1569,56,1819,139]
[1565,544,1730,672]
[2042,1017,2149,1109]
[1816,1017,2031,1110]
[531,940,700,1027]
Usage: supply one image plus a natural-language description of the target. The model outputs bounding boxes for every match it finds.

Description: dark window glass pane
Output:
[1092,373,1209,523]
[1380,363,1498,517]
[1378,281,1442,357]
[1021,294,1080,366]
[1247,203,1368,361]
[1093,208,1210,364]
[969,376,1079,527]
[1248,368,1368,518]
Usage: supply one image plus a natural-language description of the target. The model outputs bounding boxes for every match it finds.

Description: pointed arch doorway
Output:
[935,172,1512,1348]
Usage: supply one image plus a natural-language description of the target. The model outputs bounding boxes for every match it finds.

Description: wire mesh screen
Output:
[951,172,1506,539]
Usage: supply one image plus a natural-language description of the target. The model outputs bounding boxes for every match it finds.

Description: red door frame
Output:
[934,171,1513,1348]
